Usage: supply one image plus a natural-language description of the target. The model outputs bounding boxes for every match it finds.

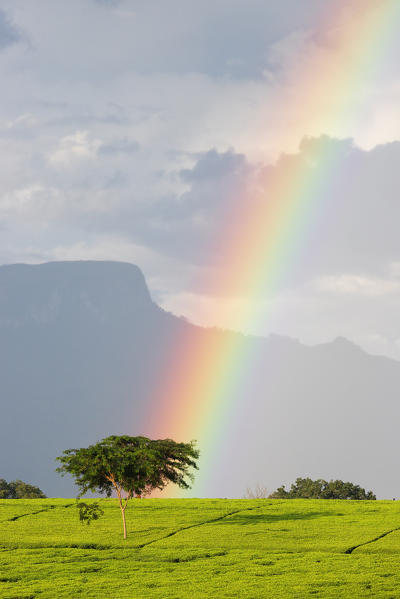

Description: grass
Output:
[1,498,400,597]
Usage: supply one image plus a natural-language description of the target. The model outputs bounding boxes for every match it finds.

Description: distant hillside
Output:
[1,261,399,498]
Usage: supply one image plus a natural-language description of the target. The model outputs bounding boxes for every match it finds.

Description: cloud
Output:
[315,274,400,297]
[1,0,398,172]
[180,149,247,183]
[98,137,139,156]
[77,0,328,80]
[93,0,121,6]
[3,135,399,288]
[0,1,327,80]
[0,8,21,51]
[0,184,58,220]
[6,113,37,130]
[48,131,102,168]
[146,138,400,283]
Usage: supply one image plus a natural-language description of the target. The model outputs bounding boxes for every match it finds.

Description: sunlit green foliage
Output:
[56,435,199,538]
[56,436,199,499]
[1,498,400,597]
[270,477,376,500]
[76,501,104,525]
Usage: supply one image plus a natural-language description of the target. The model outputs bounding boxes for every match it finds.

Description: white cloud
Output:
[6,112,37,130]
[315,274,400,297]
[49,237,154,264]
[0,184,61,220]
[389,262,400,278]
[0,183,120,224]
[48,130,102,168]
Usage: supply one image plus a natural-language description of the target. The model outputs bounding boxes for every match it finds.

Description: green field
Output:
[1,498,400,598]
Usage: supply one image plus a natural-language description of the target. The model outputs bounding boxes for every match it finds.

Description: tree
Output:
[10,480,47,499]
[56,435,199,539]
[269,477,376,500]
[0,478,46,499]
[0,479,11,499]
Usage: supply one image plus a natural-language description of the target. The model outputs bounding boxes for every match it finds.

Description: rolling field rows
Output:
[1,498,400,598]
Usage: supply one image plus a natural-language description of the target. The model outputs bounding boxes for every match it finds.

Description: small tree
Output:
[56,435,199,539]
[10,480,47,499]
[0,478,46,499]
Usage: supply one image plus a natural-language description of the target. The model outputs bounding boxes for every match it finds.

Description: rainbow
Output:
[145,0,399,495]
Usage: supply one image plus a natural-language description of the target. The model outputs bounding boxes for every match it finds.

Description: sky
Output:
[1,0,400,359]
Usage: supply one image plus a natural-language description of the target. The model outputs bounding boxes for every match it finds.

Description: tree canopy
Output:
[0,478,46,499]
[56,435,199,538]
[269,478,376,499]
[269,477,376,500]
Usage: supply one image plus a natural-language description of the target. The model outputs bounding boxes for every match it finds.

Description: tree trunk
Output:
[121,506,127,540]
[116,490,128,540]
[109,478,130,540]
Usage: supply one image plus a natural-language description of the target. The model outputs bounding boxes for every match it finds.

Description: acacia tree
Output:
[56,435,199,539]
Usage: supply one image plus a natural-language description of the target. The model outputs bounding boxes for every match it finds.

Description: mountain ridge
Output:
[1,260,399,498]
[0,260,383,358]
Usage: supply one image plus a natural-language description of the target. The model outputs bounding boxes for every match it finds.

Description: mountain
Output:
[1,261,399,498]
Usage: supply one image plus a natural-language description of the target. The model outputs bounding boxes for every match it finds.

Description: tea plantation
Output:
[1,498,400,598]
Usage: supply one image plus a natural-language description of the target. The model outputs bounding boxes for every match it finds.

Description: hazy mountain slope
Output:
[0,262,185,496]
[1,261,399,498]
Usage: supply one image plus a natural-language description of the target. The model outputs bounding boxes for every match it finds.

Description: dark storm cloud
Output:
[2,128,398,283]
[0,8,21,50]
[180,149,247,183]
[124,138,400,280]
[110,149,253,265]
